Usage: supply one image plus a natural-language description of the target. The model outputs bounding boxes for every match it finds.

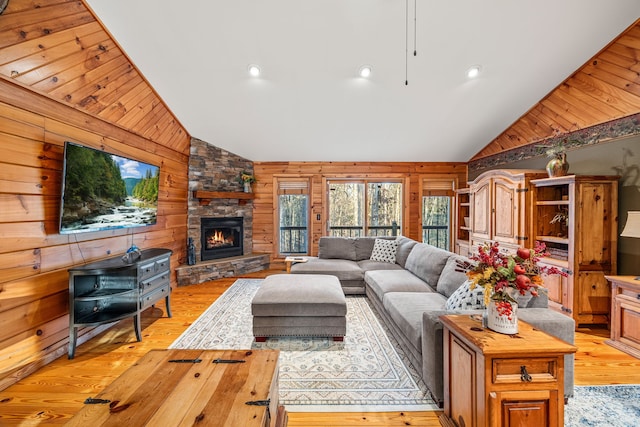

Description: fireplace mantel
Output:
[193,190,255,206]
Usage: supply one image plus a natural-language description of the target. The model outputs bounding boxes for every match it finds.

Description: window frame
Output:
[274,177,311,256]
[325,176,406,237]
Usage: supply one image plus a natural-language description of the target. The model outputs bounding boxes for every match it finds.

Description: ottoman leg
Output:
[255,336,267,342]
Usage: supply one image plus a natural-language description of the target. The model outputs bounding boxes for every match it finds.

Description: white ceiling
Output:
[84,1,640,162]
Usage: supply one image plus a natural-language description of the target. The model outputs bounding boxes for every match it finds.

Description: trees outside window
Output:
[277,179,309,255]
[422,196,451,250]
[421,176,456,251]
[328,180,402,237]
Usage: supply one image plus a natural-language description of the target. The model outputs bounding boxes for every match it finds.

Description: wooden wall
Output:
[252,162,467,266]
[472,18,640,161]
[0,0,190,390]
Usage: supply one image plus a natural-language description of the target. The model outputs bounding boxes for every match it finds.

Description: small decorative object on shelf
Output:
[187,237,196,265]
[240,171,256,193]
[458,241,568,334]
[546,152,569,178]
[122,244,141,263]
[539,136,571,178]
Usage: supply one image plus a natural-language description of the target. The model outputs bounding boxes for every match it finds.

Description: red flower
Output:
[457,241,569,309]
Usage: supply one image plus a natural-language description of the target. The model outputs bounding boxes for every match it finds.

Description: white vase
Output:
[487,300,518,334]
[243,182,252,193]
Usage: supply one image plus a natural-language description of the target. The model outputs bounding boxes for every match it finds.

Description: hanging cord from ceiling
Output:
[405,0,409,85]
[405,0,417,86]
[414,0,418,57]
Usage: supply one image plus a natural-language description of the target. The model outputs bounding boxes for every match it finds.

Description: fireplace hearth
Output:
[200,217,243,261]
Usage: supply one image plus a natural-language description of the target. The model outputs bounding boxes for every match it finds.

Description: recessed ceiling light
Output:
[466,65,481,79]
[359,65,372,78]
[248,64,261,77]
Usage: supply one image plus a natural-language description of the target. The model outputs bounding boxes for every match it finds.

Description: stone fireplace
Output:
[176,137,269,286]
[200,217,243,261]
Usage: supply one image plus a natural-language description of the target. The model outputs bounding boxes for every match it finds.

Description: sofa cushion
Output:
[395,236,418,268]
[318,237,357,260]
[404,243,452,287]
[436,254,470,298]
[445,280,486,311]
[354,236,394,260]
[383,292,447,354]
[358,259,404,273]
[370,238,398,263]
[365,269,432,302]
[290,257,363,281]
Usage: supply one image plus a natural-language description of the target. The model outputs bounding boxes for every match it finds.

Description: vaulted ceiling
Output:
[1,1,639,163]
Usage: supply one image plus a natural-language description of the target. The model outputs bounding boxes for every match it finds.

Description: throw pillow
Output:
[369,238,398,263]
[445,280,486,311]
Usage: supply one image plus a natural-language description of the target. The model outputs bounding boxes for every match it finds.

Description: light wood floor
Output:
[1,270,640,426]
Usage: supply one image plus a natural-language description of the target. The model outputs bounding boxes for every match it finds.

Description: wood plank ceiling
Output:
[472,18,640,161]
[0,1,637,164]
[0,0,190,155]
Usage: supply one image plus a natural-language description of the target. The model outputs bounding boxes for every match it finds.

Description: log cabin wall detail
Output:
[0,0,190,389]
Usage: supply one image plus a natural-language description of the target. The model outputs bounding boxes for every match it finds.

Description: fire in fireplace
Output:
[200,217,243,261]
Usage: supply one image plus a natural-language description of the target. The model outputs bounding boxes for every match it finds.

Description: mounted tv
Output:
[59,141,160,234]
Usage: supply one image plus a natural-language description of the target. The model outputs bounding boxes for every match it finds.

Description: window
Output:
[277,179,309,255]
[328,180,402,237]
[421,177,456,250]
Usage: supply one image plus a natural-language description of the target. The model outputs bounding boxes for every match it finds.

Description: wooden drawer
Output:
[139,256,170,281]
[140,271,170,293]
[140,283,170,310]
[492,357,558,385]
[139,260,157,281]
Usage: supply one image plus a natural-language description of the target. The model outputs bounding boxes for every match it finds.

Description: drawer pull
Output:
[520,365,532,382]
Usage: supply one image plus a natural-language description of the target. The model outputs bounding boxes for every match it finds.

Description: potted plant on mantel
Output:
[240,171,256,193]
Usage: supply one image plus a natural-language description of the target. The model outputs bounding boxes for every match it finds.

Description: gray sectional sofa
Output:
[291,235,575,407]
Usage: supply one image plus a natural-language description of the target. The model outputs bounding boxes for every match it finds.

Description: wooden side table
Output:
[66,349,286,427]
[440,315,576,427]
[284,256,307,273]
[606,275,640,358]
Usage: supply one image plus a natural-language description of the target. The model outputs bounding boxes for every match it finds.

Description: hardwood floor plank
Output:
[0,270,639,426]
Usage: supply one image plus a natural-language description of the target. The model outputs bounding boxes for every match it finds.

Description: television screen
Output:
[59,141,160,234]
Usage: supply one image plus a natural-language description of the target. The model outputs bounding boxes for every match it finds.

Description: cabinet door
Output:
[492,178,519,245]
[489,390,558,427]
[541,268,570,315]
[471,181,491,241]
[575,272,611,322]
[448,335,477,427]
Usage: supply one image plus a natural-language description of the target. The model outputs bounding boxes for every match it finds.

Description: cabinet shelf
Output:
[536,200,570,206]
[536,235,569,244]
[539,256,569,269]
[75,310,137,326]
[75,288,136,300]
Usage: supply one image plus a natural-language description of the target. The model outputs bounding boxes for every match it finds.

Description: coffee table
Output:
[66,349,285,427]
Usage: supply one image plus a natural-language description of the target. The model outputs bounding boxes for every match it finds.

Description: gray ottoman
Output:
[251,274,347,341]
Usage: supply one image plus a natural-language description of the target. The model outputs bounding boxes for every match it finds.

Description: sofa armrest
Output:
[421,310,448,406]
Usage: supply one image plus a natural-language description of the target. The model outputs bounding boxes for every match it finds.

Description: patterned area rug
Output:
[170,278,437,412]
[565,385,640,426]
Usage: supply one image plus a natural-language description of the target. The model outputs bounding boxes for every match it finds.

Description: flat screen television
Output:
[59,141,160,234]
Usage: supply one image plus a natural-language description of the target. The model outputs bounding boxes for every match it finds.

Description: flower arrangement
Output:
[457,241,567,319]
[240,171,256,184]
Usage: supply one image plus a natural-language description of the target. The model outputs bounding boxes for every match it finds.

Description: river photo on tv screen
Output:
[59,142,160,234]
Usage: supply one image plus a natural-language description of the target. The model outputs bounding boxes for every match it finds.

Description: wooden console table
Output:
[440,315,576,427]
[606,275,640,358]
[66,349,285,427]
[68,248,172,359]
